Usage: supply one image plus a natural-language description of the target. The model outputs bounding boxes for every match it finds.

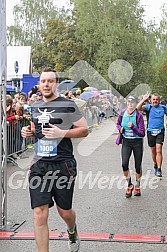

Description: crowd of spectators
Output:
[8,83,166,160]
[6,92,32,159]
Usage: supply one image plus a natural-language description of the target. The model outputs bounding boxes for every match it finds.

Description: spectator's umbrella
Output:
[83,86,98,91]
[100,89,113,97]
[92,91,100,97]
[80,91,93,100]
[100,90,112,94]
[58,80,77,91]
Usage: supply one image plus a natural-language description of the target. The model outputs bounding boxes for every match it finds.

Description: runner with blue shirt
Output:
[137,93,167,177]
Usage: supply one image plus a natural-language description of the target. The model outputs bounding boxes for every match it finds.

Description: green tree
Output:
[7,0,58,45]
[32,18,86,73]
[71,0,153,95]
[150,3,167,97]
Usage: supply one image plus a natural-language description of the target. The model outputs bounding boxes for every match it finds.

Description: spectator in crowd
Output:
[6,98,19,121]
[75,90,81,99]
[6,98,20,157]
[65,90,74,99]
[112,96,119,116]
[28,94,38,105]
[14,93,19,99]
[28,83,40,99]
[6,94,12,100]
[18,92,27,103]
[36,91,43,100]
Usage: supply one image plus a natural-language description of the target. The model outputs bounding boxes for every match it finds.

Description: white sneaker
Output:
[67,226,80,252]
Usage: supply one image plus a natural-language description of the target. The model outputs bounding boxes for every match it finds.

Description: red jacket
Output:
[6,111,16,121]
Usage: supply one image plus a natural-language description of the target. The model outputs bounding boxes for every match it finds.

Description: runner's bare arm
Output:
[68,116,89,138]
[136,93,150,111]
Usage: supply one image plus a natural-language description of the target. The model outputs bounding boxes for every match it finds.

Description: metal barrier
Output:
[7,119,34,165]
[0,0,7,230]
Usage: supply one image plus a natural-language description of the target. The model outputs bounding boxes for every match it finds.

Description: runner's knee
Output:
[34,205,49,225]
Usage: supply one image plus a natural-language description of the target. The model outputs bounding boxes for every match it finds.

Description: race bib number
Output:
[124,129,134,138]
[37,139,57,157]
[151,129,161,136]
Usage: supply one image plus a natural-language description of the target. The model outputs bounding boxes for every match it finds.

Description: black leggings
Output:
[121,137,143,174]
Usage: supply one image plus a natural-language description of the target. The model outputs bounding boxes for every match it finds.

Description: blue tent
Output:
[6,85,16,92]
[22,74,40,96]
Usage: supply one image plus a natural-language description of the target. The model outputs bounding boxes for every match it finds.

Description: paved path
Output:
[2,118,167,251]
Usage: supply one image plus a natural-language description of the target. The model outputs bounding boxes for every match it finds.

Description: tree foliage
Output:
[71,0,153,95]
[7,0,58,45]
[7,0,167,97]
[148,3,167,96]
[32,18,86,73]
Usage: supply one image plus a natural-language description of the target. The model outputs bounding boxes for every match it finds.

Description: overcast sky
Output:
[140,0,166,23]
[6,0,166,26]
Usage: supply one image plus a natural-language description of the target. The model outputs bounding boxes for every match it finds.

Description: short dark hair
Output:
[151,93,160,99]
[41,67,59,82]
[6,98,13,106]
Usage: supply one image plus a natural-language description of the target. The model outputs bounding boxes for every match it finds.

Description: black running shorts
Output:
[29,159,77,210]
[147,130,165,147]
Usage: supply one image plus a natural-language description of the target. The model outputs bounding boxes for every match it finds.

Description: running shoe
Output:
[154,164,158,175]
[125,184,134,198]
[156,169,162,177]
[134,187,141,196]
[67,225,80,252]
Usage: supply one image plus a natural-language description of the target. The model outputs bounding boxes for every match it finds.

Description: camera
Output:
[43,123,50,128]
